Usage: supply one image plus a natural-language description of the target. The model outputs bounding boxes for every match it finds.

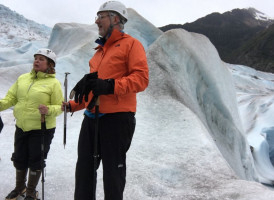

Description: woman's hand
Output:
[39,104,49,115]
[62,101,71,112]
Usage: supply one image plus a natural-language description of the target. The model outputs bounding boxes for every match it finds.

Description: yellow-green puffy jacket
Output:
[0,69,63,131]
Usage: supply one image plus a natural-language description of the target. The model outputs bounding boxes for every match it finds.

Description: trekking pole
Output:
[63,72,70,148]
[92,96,99,200]
[41,114,46,200]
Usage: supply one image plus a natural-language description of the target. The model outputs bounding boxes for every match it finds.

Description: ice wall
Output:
[146,28,256,180]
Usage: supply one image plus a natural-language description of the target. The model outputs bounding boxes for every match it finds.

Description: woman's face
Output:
[33,55,49,73]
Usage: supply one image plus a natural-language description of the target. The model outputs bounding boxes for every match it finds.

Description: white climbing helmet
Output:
[34,48,56,64]
[97,1,128,24]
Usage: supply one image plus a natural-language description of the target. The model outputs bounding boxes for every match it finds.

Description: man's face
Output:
[95,12,111,37]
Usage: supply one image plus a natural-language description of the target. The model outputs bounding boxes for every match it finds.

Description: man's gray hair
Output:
[109,12,125,30]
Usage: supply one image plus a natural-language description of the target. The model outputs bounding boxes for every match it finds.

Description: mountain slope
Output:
[229,24,274,73]
[159,8,274,72]
[0,4,51,48]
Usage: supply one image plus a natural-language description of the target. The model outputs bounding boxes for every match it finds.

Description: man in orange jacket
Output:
[63,1,149,199]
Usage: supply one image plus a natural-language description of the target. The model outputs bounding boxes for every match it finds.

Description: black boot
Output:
[5,169,28,200]
[24,170,41,200]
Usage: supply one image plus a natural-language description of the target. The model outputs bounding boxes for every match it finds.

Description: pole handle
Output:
[64,72,70,102]
[41,114,45,123]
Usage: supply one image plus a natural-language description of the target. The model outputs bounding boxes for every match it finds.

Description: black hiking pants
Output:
[74,112,136,200]
[12,126,55,171]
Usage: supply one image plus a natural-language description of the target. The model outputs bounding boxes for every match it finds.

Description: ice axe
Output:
[63,72,70,148]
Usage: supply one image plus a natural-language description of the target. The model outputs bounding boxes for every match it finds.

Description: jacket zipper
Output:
[27,75,37,93]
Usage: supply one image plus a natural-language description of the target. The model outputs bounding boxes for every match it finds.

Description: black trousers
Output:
[74,112,136,200]
[12,126,55,171]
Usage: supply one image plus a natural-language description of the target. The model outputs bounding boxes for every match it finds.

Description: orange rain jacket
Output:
[70,29,149,113]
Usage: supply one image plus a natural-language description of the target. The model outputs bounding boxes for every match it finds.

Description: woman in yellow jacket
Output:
[0,48,63,200]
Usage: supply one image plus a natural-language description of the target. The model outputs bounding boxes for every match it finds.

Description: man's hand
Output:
[88,78,115,96]
[69,72,98,103]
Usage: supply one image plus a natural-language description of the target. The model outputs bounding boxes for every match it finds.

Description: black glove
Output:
[69,72,98,104]
[87,78,115,96]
